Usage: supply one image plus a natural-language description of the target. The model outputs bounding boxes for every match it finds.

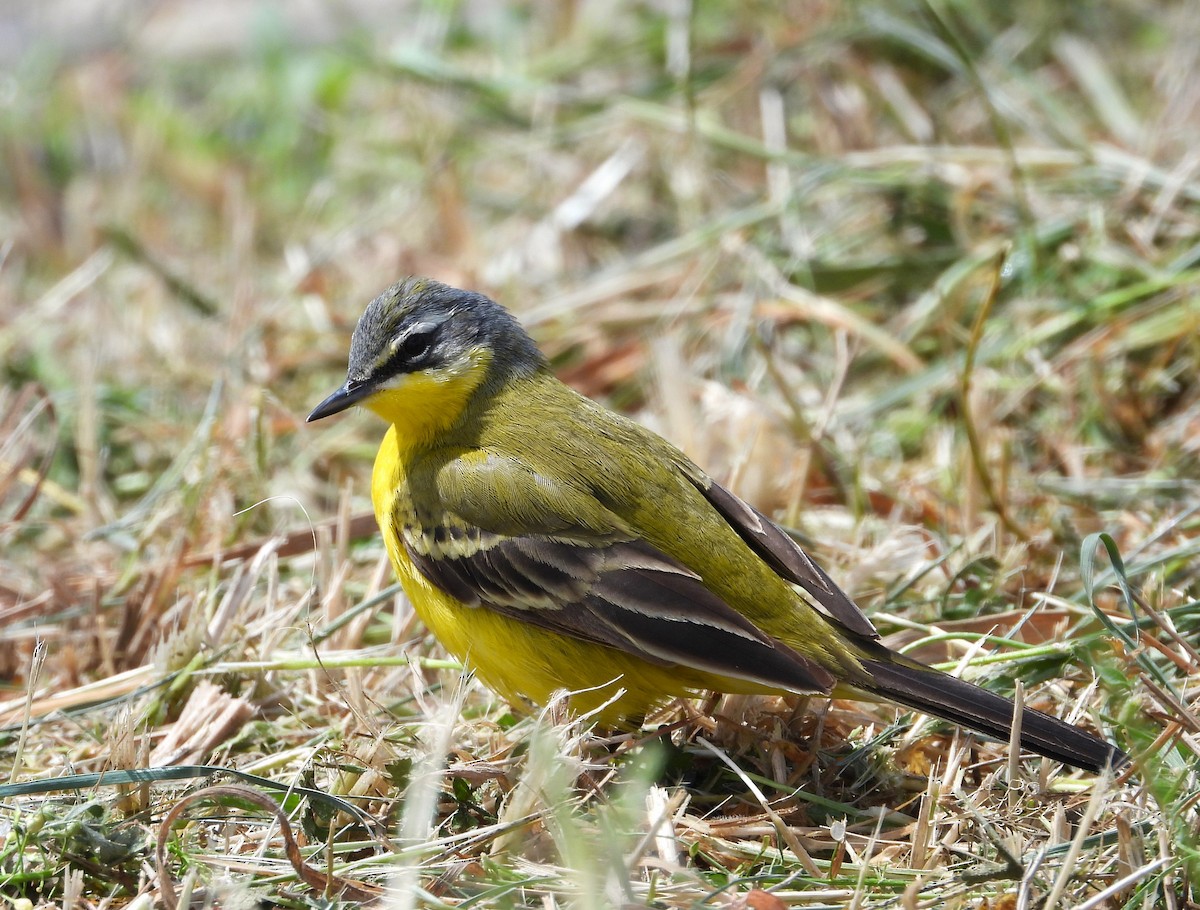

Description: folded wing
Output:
[404,528,836,694]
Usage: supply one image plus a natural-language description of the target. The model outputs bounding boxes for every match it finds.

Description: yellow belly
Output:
[389,543,741,719]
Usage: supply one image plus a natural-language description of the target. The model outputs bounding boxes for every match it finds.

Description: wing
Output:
[677,466,880,640]
[400,453,836,694]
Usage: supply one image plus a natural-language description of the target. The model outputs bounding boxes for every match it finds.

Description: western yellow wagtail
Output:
[308,278,1125,773]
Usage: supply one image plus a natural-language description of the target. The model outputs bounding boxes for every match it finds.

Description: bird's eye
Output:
[400,330,432,360]
[376,323,440,380]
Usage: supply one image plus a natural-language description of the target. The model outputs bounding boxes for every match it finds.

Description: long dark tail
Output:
[858,658,1127,773]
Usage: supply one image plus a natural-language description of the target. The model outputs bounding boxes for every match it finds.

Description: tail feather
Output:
[859,658,1126,773]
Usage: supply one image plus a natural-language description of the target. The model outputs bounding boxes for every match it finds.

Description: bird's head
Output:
[307,277,545,425]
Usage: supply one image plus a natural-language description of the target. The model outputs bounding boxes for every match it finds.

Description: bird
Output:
[307,277,1126,773]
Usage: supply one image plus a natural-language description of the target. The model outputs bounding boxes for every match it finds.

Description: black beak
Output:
[307,381,372,422]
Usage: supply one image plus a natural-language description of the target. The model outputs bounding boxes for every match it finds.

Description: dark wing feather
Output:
[405,532,836,694]
[685,473,880,640]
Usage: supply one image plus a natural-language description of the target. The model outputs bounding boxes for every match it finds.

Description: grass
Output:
[2,0,1198,906]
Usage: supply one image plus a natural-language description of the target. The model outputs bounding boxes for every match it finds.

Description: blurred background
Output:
[7,0,1198,551]
[2,0,1198,905]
